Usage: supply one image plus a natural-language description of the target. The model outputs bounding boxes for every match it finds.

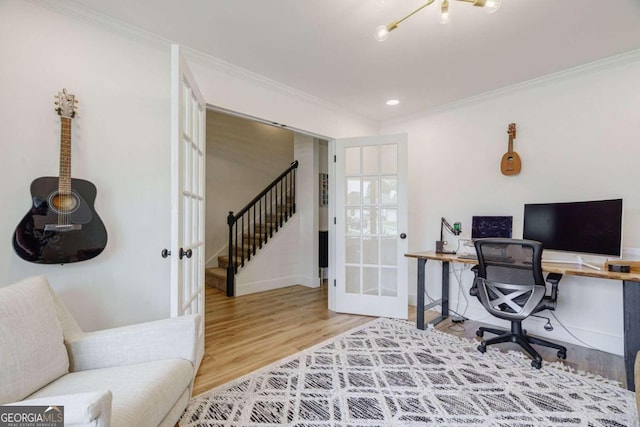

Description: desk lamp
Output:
[436,217,461,254]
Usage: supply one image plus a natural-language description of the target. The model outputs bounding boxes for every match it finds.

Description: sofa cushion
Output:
[0,276,69,404]
[27,359,193,427]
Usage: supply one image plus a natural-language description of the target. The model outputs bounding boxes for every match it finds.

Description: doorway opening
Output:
[204,107,330,296]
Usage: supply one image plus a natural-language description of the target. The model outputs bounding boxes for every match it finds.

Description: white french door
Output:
[170,45,206,365]
[332,134,408,318]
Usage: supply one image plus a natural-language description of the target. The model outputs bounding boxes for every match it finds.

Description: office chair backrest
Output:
[475,238,544,285]
[473,238,546,320]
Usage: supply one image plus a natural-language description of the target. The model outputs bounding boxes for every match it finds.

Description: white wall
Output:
[380,52,640,355]
[1,1,377,330]
[1,1,173,330]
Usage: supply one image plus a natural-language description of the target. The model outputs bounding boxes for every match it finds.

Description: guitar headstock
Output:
[507,122,516,139]
[54,89,77,118]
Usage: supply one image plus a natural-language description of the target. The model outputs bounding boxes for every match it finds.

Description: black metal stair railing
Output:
[226,160,298,296]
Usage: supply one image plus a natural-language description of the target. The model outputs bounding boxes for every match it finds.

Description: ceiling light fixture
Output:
[386,99,400,106]
[375,0,501,41]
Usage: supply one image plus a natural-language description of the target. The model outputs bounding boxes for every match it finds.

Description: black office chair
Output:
[470,238,567,369]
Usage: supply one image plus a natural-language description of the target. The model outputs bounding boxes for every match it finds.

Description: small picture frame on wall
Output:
[320,173,328,206]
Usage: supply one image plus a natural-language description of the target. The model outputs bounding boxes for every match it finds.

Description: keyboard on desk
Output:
[457,254,478,260]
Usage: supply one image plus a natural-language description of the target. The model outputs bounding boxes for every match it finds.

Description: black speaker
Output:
[608,264,631,273]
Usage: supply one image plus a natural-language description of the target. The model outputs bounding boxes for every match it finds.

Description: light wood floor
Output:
[192,284,626,396]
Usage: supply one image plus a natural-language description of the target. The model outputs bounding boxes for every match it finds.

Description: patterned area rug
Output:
[181,318,638,426]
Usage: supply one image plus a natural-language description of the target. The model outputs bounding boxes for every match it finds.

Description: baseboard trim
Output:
[236,275,320,296]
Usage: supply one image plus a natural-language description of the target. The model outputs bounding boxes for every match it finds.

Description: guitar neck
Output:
[507,136,514,153]
[59,117,72,195]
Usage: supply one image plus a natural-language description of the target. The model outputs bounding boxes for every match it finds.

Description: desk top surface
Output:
[405,251,640,282]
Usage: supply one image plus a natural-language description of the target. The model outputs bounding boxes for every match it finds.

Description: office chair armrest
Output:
[469,265,480,297]
[545,272,563,301]
[537,272,563,311]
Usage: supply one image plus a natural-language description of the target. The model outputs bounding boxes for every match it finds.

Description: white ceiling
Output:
[57,0,640,123]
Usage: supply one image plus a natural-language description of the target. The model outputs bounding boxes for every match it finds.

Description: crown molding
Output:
[26,0,377,130]
[181,47,377,129]
[382,48,640,129]
[27,0,173,49]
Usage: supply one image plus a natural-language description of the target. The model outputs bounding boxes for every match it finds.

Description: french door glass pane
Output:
[362,207,378,235]
[346,208,361,235]
[363,146,379,174]
[381,144,397,174]
[362,177,378,205]
[381,177,397,204]
[363,267,379,295]
[362,237,378,265]
[345,237,360,264]
[381,237,397,266]
[381,208,397,235]
[381,267,397,297]
[346,266,360,294]
[345,147,360,175]
[346,177,361,204]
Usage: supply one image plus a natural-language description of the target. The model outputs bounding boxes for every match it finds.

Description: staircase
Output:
[205,161,298,296]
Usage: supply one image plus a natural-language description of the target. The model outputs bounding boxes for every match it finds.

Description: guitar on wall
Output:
[500,122,521,176]
[12,89,107,264]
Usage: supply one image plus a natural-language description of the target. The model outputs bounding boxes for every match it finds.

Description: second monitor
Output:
[471,216,513,239]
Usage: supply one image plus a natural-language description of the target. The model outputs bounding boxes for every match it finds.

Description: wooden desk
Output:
[405,250,640,391]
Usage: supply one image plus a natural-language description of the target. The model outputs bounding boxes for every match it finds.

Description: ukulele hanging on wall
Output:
[500,122,521,176]
[12,89,107,264]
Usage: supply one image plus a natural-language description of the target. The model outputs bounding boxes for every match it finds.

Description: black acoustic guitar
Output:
[13,89,107,264]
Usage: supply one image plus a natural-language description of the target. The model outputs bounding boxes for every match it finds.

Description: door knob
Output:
[400,233,407,239]
[161,249,171,258]
[179,248,193,259]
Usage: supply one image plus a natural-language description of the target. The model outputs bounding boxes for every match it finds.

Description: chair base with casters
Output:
[476,320,567,369]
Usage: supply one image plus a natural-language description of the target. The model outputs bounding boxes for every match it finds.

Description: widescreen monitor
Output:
[522,199,623,257]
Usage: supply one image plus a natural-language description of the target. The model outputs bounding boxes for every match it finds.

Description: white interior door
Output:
[170,45,205,365]
[333,134,408,318]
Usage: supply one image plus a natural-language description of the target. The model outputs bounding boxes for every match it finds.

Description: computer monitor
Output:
[523,199,623,257]
[471,216,513,239]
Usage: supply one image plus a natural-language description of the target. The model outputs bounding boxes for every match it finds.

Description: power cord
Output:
[531,313,597,349]
[451,263,471,320]
[531,314,554,331]
[427,261,531,331]
[550,311,597,349]
[424,262,470,324]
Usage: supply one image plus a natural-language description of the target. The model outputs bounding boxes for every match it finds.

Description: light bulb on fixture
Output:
[483,0,501,14]
[375,25,389,42]
[375,21,398,42]
[439,0,449,24]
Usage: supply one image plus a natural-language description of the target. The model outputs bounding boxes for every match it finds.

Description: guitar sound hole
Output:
[49,192,80,214]
[507,156,514,161]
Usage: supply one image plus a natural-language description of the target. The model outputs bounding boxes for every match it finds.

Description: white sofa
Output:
[0,276,200,427]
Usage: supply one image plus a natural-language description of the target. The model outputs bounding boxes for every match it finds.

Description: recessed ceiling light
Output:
[386,99,400,106]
